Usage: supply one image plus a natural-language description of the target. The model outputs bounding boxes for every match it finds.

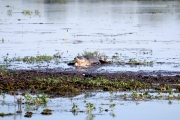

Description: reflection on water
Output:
[0,0,180,71]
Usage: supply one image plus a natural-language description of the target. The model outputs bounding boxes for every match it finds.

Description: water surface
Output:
[0,0,180,71]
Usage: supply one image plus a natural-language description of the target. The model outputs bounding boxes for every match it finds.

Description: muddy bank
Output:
[0,69,180,97]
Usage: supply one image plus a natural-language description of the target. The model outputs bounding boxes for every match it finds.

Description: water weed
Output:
[86,103,96,113]
[24,93,49,105]
[2,54,60,64]
[71,103,79,113]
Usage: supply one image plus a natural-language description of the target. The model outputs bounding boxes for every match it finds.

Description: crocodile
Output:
[74,55,110,67]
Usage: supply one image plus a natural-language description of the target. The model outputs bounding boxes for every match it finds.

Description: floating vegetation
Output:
[128,58,153,66]
[33,77,149,93]
[0,64,8,75]
[41,109,53,115]
[109,104,116,110]
[0,112,14,117]
[117,58,154,66]
[86,103,96,113]
[23,10,31,15]
[109,51,154,66]
[2,54,60,64]
[139,49,153,55]
[117,91,180,101]
[1,93,6,99]
[0,70,180,98]
[24,93,49,105]
[71,103,79,113]
[22,9,40,16]
[81,50,105,57]
[24,112,33,118]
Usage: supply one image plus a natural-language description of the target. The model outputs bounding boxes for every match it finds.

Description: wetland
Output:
[0,0,180,120]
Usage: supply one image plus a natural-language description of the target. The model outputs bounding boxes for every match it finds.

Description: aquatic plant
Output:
[143,91,153,99]
[82,50,100,56]
[24,112,33,118]
[123,94,127,100]
[3,53,9,62]
[41,109,52,115]
[131,91,138,99]
[24,93,49,105]
[24,93,33,104]
[110,112,116,117]
[2,54,60,64]
[155,92,164,99]
[1,93,6,99]
[86,103,96,113]
[0,64,8,74]
[176,94,180,99]
[117,58,154,66]
[0,112,14,117]
[168,87,173,95]
[23,10,31,15]
[168,100,172,105]
[128,58,146,65]
[109,104,116,111]
[71,103,79,112]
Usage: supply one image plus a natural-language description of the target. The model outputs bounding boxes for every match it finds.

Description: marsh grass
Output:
[110,52,154,66]
[22,9,40,16]
[33,77,180,100]
[117,58,154,66]
[0,64,8,71]
[41,109,52,115]
[24,93,49,105]
[81,50,105,57]
[71,103,79,113]
[2,54,60,64]
[34,77,149,92]
[23,10,31,15]
[86,103,96,113]
[0,113,14,117]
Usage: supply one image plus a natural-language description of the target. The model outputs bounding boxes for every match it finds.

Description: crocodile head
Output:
[74,56,91,66]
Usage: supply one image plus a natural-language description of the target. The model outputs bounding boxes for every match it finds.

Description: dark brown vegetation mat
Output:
[0,69,180,97]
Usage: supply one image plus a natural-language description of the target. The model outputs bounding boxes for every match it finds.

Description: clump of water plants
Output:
[111,52,121,62]
[24,112,33,118]
[71,103,82,116]
[109,104,116,111]
[71,103,79,112]
[128,58,153,66]
[0,113,14,117]
[86,103,96,113]
[41,109,53,115]
[1,93,6,99]
[2,53,60,64]
[23,10,31,15]
[81,50,100,56]
[24,93,49,105]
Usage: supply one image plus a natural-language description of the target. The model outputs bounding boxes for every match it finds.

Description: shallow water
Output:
[1,1,180,119]
[0,92,180,120]
[1,0,180,72]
